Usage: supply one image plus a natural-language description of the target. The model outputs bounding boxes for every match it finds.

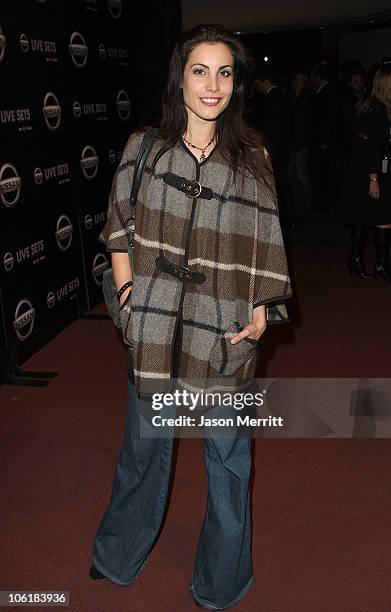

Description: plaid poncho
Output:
[100,131,292,397]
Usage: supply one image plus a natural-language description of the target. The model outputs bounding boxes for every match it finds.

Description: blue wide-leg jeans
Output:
[91,378,254,609]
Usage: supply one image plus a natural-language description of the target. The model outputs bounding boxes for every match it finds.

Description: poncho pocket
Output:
[209,321,258,376]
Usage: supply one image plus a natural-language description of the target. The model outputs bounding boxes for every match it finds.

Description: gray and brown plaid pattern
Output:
[100,131,292,397]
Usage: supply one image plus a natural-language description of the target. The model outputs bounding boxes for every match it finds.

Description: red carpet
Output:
[1,244,391,611]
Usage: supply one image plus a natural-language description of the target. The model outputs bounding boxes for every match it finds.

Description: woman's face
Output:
[182,42,234,124]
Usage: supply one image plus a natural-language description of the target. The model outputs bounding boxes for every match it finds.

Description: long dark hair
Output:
[152,24,273,192]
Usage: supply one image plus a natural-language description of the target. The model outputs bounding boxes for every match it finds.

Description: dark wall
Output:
[0,0,181,382]
[240,30,323,80]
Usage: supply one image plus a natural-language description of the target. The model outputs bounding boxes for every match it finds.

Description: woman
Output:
[340,65,391,281]
[89,24,292,609]
[288,70,312,218]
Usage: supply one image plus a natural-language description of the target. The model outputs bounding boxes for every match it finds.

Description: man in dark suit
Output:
[252,68,295,228]
[309,64,338,212]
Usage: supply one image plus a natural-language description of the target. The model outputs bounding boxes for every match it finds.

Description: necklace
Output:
[182,134,215,163]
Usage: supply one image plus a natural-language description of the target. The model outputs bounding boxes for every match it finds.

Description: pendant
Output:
[200,151,205,163]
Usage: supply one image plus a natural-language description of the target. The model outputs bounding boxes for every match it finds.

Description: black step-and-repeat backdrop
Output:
[0,0,181,383]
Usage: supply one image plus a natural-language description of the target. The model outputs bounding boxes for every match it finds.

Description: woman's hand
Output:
[230,305,267,344]
[369,177,380,199]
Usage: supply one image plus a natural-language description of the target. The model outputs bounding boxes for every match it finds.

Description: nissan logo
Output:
[34,167,43,185]
[98,43,106,60]
[0,163,21,208]
[69,31,88,68]
[3,251,14,272]
[73,100,82,118]
[92,253,109,286]
[47,291,56,309]
[107,0,122,19]
[19,33,30,53]
[55,214,73,252]
[14,299,35,341]
[108,149,116,164]
[84,214,93,230]
[80,145,99,180]
[42,91,61,132]
[116,89,130,121]
[0,26,6,63]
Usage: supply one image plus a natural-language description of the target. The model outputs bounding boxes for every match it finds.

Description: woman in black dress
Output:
[340,65,391,281]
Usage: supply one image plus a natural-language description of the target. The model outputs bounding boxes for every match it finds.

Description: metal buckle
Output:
[173,265,191,280]
[182,266,191,280]
[184,180,202,199]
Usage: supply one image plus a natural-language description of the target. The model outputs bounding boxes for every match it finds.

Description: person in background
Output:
[366,63,382,98]
[339,65,391,281]
[253,68,295,229]
[309,64,338,213]
[288,70,312,219]
[349,69,367,111]
[337,69,368,184]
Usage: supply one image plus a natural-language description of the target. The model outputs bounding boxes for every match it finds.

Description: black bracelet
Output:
[117,281,133,302]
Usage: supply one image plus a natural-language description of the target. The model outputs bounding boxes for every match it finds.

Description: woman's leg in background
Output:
[374,225,391,282]
[295,148,312,216]
[348,225,373,279]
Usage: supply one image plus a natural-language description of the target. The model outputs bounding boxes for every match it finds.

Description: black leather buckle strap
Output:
[163,172,214,200]
[155,255,206,284]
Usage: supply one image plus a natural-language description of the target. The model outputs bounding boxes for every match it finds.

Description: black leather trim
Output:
[163,171,214,200]
[155,254,206,284]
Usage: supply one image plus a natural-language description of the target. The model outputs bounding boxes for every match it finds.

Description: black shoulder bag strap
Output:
[117,126,160,252]
[129,126,160,212]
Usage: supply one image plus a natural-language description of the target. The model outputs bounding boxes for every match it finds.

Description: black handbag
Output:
[102,127,159,329]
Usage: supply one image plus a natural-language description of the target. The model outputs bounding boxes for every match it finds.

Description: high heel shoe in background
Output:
[348,225,372,279]
[373,227,391,282]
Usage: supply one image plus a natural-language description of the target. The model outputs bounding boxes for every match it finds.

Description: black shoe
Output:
[348,226,373,279]
[191,597,203,608]
[191,594,222,609]
[348,257,373,279]
[373,262,391,282]
[89,565,106,580]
